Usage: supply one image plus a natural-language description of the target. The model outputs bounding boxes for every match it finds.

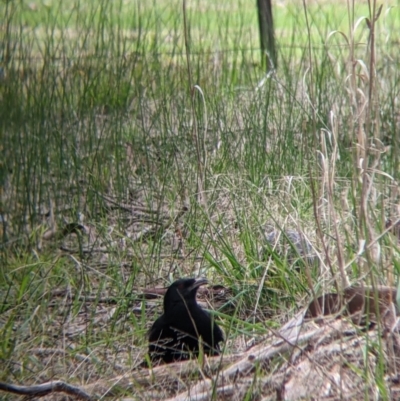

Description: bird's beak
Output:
[189,278,208,291]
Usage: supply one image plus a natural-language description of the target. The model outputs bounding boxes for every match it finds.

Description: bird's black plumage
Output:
[148,278,224,363]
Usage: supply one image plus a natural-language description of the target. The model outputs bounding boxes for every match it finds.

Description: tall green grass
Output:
[1,0,400,397]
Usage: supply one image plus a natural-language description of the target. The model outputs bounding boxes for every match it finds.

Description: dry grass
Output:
[2,0,400,400]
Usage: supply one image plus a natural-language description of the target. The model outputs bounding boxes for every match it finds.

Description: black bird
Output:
[148,278,224,364]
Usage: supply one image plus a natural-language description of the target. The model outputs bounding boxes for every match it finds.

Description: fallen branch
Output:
[0,380,93,400]
[167,315,340,401]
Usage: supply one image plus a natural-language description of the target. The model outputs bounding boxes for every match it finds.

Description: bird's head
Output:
[163,278,207,311]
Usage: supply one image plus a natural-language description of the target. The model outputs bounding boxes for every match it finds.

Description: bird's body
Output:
[148,278,224,363]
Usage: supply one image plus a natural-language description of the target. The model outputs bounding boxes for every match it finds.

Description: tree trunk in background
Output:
[257,0,277,71]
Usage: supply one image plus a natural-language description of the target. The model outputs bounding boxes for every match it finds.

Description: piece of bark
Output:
[306,286,398,325]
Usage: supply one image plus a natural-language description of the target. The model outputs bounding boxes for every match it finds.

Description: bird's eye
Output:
[178,283,185,289]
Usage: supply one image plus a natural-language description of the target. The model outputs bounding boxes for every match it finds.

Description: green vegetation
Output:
[1,0,400,399]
